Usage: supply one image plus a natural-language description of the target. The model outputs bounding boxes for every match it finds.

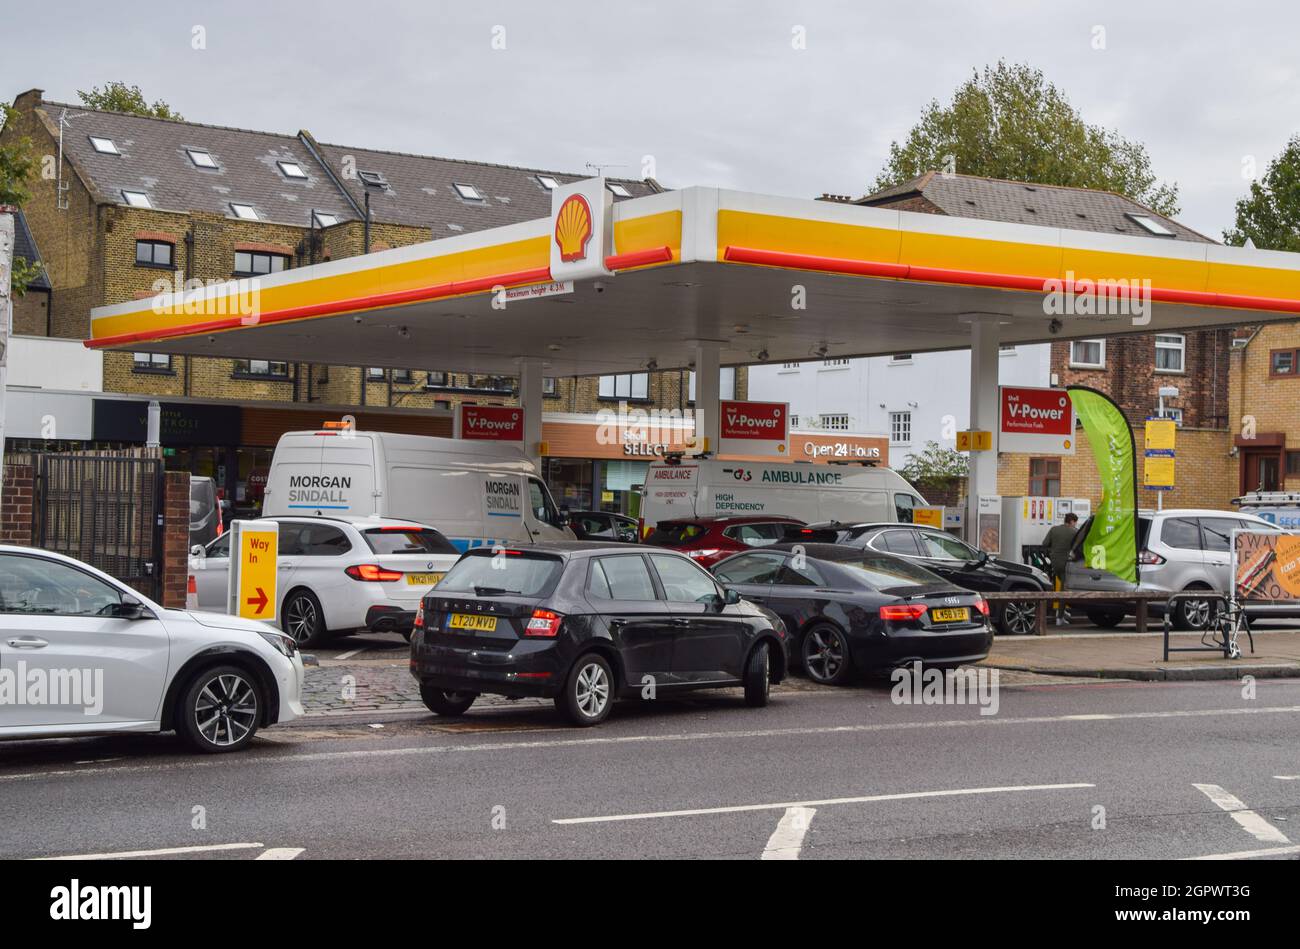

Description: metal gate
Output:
[34,453,165,600]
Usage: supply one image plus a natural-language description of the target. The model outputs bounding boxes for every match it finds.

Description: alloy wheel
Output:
[284,595,318,643]
[1002,600,1037,635]
[1183,598,1212,629]
[804,628,845,682]
[194,673,258,747]
[574,662,610,718]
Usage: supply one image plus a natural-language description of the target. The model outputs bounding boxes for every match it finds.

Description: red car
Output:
[643,515,805,568]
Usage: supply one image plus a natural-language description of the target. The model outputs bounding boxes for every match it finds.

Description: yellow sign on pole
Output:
[1145,418,1176,452]
[913,507,945,528]
[956,431,992,452]
[229,519,278,622]
[1144,454,1176,490]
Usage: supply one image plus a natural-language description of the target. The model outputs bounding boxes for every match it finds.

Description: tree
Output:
[899,441,969,494]
[77,82,182,120]
[1224,137,1300,251]
[873,61,1179,217]
[0,102,42,294]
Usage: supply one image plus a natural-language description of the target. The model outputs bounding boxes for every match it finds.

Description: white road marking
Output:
[1192,783,1291,844]
[33,842,265,860]
[333,648,367,661]
[3,704,1300,784]
[761,806,815,859]
[553,782,1095,825]
[1275,775,1300,781]
[256,847,305,860]
[1183,844,1300,861]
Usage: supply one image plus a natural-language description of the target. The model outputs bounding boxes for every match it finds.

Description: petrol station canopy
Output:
[86,186,1300,375]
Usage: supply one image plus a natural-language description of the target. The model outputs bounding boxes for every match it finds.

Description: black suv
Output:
[410,542,787,725]
[799,522,1051,635]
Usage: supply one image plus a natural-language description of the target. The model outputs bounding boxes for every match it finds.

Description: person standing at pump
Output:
[1044,512,1079,624]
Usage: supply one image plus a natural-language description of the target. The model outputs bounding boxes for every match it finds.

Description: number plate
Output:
[406,572,445,586]
[931,607,970,623]
[448,613,497,632]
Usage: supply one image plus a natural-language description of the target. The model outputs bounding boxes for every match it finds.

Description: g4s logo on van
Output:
[727,467,754,482]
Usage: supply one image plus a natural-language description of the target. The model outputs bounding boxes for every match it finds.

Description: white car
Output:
[190,516,460,645]
[0,545,304,753]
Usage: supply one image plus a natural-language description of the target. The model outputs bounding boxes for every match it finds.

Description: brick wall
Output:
[1,465,35,546]
[160,470,190,609]
[1227,322,1300,491]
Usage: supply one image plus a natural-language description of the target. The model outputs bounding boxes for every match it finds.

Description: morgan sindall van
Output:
[641,459,927,531]
[263,430,574,550]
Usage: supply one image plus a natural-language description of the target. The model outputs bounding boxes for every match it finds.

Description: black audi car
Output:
[712,543,993,685]
[790,522,1050,635]
[410,542,787,726]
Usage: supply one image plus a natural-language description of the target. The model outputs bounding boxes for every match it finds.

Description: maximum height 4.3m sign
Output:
[228,519,278,622]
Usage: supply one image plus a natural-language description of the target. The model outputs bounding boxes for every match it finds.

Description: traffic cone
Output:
[186,574,199,610]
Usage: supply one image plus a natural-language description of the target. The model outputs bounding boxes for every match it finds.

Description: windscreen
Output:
[363,527,458,555]
[436,550,564,596]
[834,554,944,590]
[644,521,706,546]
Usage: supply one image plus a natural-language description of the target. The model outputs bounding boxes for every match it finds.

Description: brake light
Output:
[413,603,425,629]
[525,608,563,637]
[879,603,928,622]
[345,564,404,582]
[973,597,990,616]
[1138,550,1166,565]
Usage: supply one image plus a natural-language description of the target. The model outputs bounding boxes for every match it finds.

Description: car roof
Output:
[721,542,894,563]
[464,540,649,558]
[805,520,926,532]
[261,514,439,531]
[656,514,804,525]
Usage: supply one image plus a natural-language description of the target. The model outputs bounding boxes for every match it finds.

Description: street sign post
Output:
[228,519,279,622]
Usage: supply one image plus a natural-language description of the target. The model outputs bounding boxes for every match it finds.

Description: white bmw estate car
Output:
[0,546,304,753]
[190,516,460,645]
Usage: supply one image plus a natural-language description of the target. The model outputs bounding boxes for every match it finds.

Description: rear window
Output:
[834,554,943,590]
[645,521,706,546]
[362,527,458,555]
[437,550,564,596]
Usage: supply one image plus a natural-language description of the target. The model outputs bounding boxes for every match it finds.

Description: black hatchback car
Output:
[795,522,1050,636]
[410,542,787,726]
[712,543,993,685]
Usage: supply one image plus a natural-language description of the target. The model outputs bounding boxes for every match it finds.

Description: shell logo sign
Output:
[555,194,594,262]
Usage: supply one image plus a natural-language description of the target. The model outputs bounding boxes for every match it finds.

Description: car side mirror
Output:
[117,595,151,620]
[724,588,742,605]
[190,544,206,559]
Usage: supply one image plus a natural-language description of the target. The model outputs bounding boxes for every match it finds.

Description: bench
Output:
[984,590,1174,636]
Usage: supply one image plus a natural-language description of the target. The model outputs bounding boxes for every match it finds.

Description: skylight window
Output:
[607,183,631,197]
[230,203,260,221]
[537,175,560,190]
[121,190,152,208]
[90,136,120,155]
[278,160,307,179]
[453,182,484,201]
[357,170,388,189]
[187,149,217,169]
[312,210,338,227]
[1126,213,1175,237]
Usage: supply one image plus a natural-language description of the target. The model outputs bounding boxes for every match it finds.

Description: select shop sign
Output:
[719,400,789,457]
[998,386,1075,455]
[457,405,524,441]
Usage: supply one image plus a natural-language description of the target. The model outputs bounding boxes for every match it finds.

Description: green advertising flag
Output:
[1067,386,1138,584]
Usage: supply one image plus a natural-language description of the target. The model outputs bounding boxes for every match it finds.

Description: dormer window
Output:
[187,149,217,169]
[453,182,484,201]
[230,203,259,221]
[278,160,307,179]
[90,136,119,155]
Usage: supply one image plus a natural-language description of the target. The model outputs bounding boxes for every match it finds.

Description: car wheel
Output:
[556,653,614,726]
[997,597,1038,636]
[1173,591,1217,631]
[1084,607,1126,629]
[420,684,476,717]
[282,588,327,646]
[177,665,263,753]
[801,624,853,686]
[743,641,772,707]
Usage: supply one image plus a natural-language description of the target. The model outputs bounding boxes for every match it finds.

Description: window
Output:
[918,531,977,561]
[608,183,631,198]
[391,369,413,384]
[361,527,457,555]
[187,148,217,169]
[598,372,649,400]
[229,203,259,221]
[426,371,448,388]
[789,414,799,428]
[1160,517,1201,550]
[135,239,173,267]
[1070,339,1105,368]
[453,182,484,201]
[1159,407,1184,427]
[1270,348,1298,377]
[821,413,849,431]
[234,251,289,275]
[780,362,800,371]
[536,175,560,190]
[282,523,351,557]
[687,367,737,402]
[1028,457,1061,496]
[357,170,388,189]
[277,160,307,179]
[781,559,827,586]
[889,411,911,445]
[1198,518,1247,553]
[589,555,656,600]
[89,136,119,155]
[367,367,386,381]
[1125,213,1175,237]
[894,493,921,523]
[133,352,171,373]
[543,377,557,396]
[821,358,850,368]
[722,523,788,547]
[122,190,152,208]
[1155,333,1185,372]
[889,354,913,363]
[1000,344,1017,354]
[712,552,787,585]
[874,529,923,556]
[0,554,123,616]
[649,553,720,603]
[233,359,289,378]
[312,210,338,228]
[1288,451,1300,477]
[527,477,561,526]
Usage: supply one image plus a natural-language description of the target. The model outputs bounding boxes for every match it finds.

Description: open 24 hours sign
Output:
[998,386,1075,455]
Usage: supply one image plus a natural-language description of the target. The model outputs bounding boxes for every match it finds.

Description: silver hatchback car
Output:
[1063,509,1289,630]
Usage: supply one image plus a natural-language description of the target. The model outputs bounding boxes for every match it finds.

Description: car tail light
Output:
[686,548,722,561]
[413,603,425,629]
[345,564,404,582]
[879,603,928,622]
[525,609,563,638]
[1138,549,1166,565]
[973,597,990,617]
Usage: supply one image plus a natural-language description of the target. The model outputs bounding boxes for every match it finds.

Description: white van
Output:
[641,459,927,530]
[263,430,574,550]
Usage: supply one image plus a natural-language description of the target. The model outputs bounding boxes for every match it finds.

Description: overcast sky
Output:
[3,0,1295,239]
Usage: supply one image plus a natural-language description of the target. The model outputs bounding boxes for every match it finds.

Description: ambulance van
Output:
[263,429,574,550]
